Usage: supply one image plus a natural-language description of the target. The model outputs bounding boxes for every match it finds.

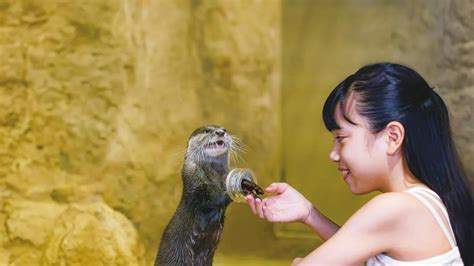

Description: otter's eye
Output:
[204,129,212,134]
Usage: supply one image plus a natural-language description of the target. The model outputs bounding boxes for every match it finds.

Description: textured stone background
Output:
[0,0,280,264]
[436,0,474,176]
[0,0,471,265]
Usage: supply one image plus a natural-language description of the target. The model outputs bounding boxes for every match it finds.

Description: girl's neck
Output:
[390,175,426,192]
[382,158,426,192]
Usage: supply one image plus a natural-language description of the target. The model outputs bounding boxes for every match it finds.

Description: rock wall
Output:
[0,0,281,264]
[435,0,474,179]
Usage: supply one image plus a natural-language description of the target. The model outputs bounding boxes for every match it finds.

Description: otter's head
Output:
[186,125,234,165]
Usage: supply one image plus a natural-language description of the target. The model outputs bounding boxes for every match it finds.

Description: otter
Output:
[155,125,262,266]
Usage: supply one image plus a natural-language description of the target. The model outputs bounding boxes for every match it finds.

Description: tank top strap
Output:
[404,187,457,248]
[407,187,455,239]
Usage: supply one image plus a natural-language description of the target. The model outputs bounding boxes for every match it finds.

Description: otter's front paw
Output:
[241,179,264,199]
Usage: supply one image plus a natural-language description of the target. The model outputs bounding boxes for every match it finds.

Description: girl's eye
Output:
[334,136,345,142]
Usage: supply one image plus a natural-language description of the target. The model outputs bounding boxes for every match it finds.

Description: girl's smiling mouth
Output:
[339,168,350,181]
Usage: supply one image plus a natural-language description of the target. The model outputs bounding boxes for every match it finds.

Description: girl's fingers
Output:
[245,195,257,215]
[265,183,277,193]
[262,205,271,222]
[265,182,289,194]
[256,198,264,219]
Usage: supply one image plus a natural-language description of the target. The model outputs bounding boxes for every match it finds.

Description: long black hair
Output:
[322,63,474,265]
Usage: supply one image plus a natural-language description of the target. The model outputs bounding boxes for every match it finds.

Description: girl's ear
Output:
[385,121,405,155]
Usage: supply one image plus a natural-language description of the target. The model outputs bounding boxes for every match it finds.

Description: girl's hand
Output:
[245,182,313,223]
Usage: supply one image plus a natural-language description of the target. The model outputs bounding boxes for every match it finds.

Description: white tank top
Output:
[366,187,463,266]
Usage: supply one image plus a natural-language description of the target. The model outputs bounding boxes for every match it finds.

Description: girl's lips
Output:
[341,169,350,181]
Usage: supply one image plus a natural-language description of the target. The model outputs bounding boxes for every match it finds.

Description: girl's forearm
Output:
[303,206,340,241]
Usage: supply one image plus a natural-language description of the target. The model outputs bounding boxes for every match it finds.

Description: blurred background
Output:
[0,0,472,265]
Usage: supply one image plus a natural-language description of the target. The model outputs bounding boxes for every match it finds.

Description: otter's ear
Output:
[385,121,405,155]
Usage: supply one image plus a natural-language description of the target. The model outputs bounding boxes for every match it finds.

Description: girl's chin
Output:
[345,180,371,195]
[348,185,372,195]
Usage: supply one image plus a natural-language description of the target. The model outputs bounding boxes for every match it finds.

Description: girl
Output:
[246,63,473,265]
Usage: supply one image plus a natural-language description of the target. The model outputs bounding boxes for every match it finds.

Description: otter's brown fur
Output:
[155,125,236,266]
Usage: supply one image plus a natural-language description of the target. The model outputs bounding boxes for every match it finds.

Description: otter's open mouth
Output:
[205,140,228,156]
[206,140,225,148]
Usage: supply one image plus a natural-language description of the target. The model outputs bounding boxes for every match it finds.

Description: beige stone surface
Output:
[5,199,66,246]
[0,197,144,265]
[43,202,145,266]
[435,0,474,179]
[0,0,281,264]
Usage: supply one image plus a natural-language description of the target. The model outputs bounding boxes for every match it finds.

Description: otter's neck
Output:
[201,161,228,176]
[185,154,229,176]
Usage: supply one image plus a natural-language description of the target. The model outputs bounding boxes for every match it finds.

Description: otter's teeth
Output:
[206,141,225,149]
[208,142,217,148]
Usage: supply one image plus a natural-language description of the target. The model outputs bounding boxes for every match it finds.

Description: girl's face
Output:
[329,103,389,195]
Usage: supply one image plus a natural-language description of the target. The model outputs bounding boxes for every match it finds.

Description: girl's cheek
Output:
[340,143,350,158]
[339,146,345,158]
[339,142,346,151]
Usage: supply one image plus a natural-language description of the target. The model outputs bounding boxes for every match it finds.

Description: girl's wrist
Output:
[302,203,316,225]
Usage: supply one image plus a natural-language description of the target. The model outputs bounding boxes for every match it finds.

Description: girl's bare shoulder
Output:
[347,192,421,232]
[330,192,422,257]
[366,192,420,213]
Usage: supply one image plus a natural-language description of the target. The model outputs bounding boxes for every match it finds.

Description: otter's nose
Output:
[215,129,225,137]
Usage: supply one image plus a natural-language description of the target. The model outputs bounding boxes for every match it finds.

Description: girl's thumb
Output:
[265,182,289,194]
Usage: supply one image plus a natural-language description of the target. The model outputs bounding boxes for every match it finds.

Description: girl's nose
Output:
[329,146,340,162]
